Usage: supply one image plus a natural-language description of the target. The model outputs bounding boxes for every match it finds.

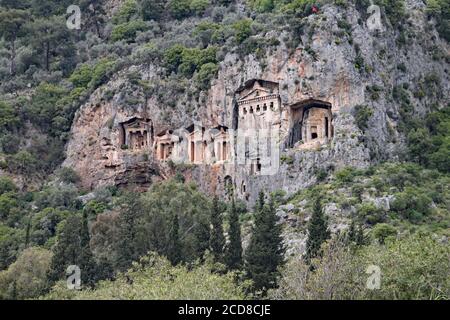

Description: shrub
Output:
[0,134,21,155]
[0,177,16,196]
[7,150,38,175]
[371,223,397,244]
[195,62,218,89]
[0,101,20,133]
[43,253,249,300]
[169,0,193,19]
[233,19,253,44]
[391,187,432,223]
[57,167,81,184]
[26,83,68,132]
[89,59,116,89]
[335,167,358,184]
[358,202,385,225]
[69,64,93,89]
[190,0,210,15]
[0,247,53,300]
[353,105,373,131]
[164,45,217,78]
[112,0,139,24]
[111,20,148,42]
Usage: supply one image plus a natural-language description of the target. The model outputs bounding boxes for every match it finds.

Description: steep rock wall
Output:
[64,1,449,204]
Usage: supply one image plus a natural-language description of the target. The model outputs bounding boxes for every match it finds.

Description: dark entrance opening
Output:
[325,117,329,138]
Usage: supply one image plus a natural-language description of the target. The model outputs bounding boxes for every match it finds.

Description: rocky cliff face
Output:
[64,1,449,205]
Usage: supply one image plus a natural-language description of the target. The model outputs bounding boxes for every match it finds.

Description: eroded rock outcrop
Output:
[64,2,449,204]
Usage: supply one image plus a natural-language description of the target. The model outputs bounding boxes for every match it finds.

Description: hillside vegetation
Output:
[0,0,448,300]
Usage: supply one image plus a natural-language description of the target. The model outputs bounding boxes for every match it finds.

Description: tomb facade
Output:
[155,130,176,161]
[287,99,333,150]
[236,79,281,131]
[120,118,153,151]
[210,125,230,163]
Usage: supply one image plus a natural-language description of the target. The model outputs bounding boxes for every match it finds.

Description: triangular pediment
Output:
[238,88,273,101]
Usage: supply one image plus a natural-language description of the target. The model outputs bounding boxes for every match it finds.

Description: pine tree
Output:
[245,194,284,294]
[304,197,330,264]
[0,9,29,75]
[225,200,243,270]
[167,214,182,265]
[48,215,83,283]
[256,190,265,213]
[116,192,141,271]
[79,210,98,287]
[210,196,225,262]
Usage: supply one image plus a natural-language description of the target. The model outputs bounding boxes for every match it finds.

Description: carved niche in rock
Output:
[120,118,154,151]
[287,99,334,150]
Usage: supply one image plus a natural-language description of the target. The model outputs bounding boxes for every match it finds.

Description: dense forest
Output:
[0,0,449,300]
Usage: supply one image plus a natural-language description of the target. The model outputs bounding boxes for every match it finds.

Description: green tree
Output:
[245,194,284,294]
[0,101,20,133]
[139,0,165,21]
[79,210,98,286]
[0,9,29,75]
[304,197,330,263]
[167,214,182,265]
[115,192,142,271]
[43,253,249,300]
[138,179,212,264]
[29,16,76,73]
[233,19,253,44]
[225,200,243,270]
[0,247,53,300]
[169,0,192,19]
[47,215,83,283]
[210,196,225,262]
[26,83,68,133]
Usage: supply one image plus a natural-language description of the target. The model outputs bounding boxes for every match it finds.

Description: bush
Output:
[271,234,450,300]
[0,247,53,300]
[89,59,116,89]
[0,101,20,133]
[111,20,148,42]
[26,83,68,132]
[7,150,38,175]
[335,167,358,184]
[190,0,210,15]
[358,202,384,225]
[69,64,93,89]
[57,167,80,184]
[112,0,139,24]
[233,19,253,44]
[43,253,249,300]
[391,187,432,223]
[353,105,373,131]
[0,177,16,196]
[169,0,193,19]
[195,62,218,89]
[0,134,21,155]
[164,45,217,78]
[371,223,397,244]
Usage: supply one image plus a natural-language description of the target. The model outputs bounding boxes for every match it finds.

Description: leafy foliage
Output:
[43,253,249,300]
